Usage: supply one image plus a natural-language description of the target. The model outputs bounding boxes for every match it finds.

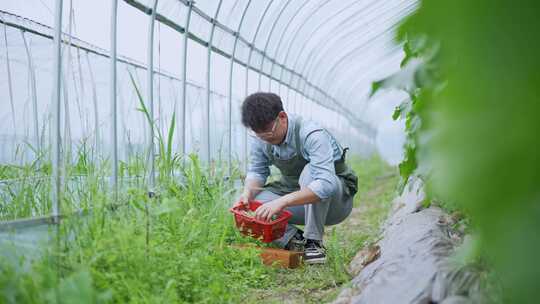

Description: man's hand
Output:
[255,199,287,222]
[236,178,265,207]
[237,189,252,207]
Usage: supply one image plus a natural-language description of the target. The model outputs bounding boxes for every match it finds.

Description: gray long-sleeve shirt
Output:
[246,114,344,200]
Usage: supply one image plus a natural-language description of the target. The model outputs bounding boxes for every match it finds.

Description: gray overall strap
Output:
[294,117,309,160]
[294,117,327,161]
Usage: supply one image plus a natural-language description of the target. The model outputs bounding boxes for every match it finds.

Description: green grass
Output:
[1,154,268,303]
[0,157,52,220]
[0,144,111,221]
[0,154,398,303]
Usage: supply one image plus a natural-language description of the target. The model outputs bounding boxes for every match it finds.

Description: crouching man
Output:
[238,92,358,264]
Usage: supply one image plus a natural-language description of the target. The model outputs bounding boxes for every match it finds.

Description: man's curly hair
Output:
[241,92,284,132]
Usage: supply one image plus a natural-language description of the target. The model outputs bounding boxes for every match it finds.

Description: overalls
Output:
[254,117,359,247]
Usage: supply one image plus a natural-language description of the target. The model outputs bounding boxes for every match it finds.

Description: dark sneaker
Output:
[285,229,305,252]
[304,239,326,264]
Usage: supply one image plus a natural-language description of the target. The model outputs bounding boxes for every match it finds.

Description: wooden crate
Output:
[232,244,304,269]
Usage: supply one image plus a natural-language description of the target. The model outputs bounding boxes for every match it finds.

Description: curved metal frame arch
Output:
[304,1,416,90]
[126,0,372,135]
[266,0,310,94]
[339,49,404,104]
[329,45,402,107]
[244,1,275,96]
[279,0,348,109]
[282,1,368,89]
[289,0,387,104]
[284,0,412,113]
[306,26,399,98]
[228,0,252,176]
[276,0,332,95]
[314,18,413,103]
[275,0,336,114]
[211,0,241,52]
[220,0,241,30]
[299,0,413,87]
[291,0,383,78]
[269,0,372,127]
[324,42,401,97]
[257,0,292,90]
[296,3,414,106]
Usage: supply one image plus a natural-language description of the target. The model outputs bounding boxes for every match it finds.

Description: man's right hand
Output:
[237,189,252,207]
[236,178,264,207]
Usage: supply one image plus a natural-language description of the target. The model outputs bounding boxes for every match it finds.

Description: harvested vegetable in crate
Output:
[230,201,292,242]
[240,209,278,221]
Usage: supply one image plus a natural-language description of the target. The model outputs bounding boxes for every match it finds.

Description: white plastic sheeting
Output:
[333,182,483,304]
[1,0,416,220]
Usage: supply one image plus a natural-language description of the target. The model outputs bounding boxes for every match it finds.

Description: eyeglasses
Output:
[248,116,280,139]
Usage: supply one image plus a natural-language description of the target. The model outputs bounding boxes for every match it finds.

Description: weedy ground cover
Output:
[0,155,397,303]
[1,153,270,303]
[0,74,400,303]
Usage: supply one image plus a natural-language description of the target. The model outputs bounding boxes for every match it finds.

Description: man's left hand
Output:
[254,199,287,222]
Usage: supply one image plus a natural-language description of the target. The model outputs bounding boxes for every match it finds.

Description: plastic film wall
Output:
[0,0,416,219]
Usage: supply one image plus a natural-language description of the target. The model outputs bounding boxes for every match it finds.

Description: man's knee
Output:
[325,195,353,225]
[299,164,341,199]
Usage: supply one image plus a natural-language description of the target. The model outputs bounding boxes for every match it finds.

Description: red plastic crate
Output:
[229,200,292,243]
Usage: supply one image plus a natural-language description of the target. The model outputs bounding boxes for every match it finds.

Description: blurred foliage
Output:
[370,34,442,195]
[0,245,111,304]
[373,1,540,302]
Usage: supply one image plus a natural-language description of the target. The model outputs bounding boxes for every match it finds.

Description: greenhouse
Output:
[0,0,538,303]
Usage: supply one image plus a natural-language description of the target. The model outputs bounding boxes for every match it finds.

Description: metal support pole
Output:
[285,83,291,111]
[85,52,100,156]
[244,1,273,175]
[110,0,119,197]
[229,0,252,178]
[206,0,223,166]
[147,0,158,188]
[21,31,41,154]
[181,1,193,164]
[51,0,63,222]
[3,23,16,146]
[62,0,74,167]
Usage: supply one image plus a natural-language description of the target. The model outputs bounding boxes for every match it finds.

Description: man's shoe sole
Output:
[304,257,326,264]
